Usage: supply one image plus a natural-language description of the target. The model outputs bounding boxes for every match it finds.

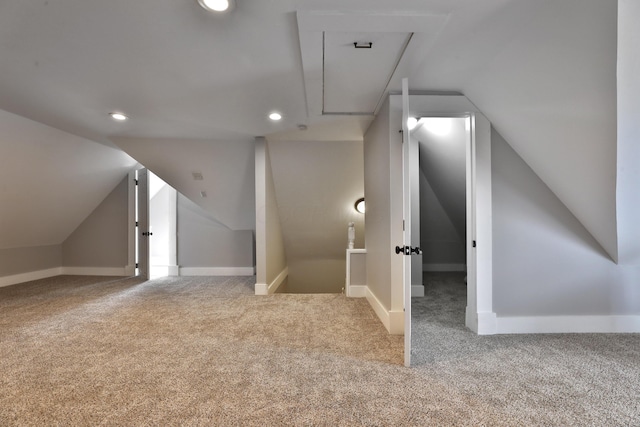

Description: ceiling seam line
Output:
[373,32,414,116]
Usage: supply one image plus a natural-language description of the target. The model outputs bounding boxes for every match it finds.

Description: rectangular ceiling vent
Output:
[192,171,204,181]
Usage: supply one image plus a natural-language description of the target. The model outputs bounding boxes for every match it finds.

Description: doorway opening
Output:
[133,168,178,280]
[414,116,469,289]
[410,116,471,363]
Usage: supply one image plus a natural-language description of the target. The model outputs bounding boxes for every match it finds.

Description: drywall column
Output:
[618,0,640,265]
[410,128,423,297]
[616,0,640,304]
[471,113,496,334]
[255,137,288,295]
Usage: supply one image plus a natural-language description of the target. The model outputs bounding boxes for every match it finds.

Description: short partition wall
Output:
[345,249,367,297]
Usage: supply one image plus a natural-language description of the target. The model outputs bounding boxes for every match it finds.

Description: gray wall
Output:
[177,194,253,268]
[0,245,62,277]
[419,170,465,266]
[363,97,404,311]
[62,176,129,268]
[491,129,639,316]
[617,0,640,266]
[268,139,365,293]
[363,98,392,309]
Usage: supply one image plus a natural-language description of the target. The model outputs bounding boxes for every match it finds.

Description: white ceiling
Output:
[0,0,509,144]
[0,0,619,257]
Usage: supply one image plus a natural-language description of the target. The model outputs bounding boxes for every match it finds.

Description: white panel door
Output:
[401,79,414,367]
[137,168,150,280]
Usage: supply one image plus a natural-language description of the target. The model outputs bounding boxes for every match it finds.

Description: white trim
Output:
[411,284,425,297]
[496,315,640,334]
[62,267,129,276]
[365,287,404,335]
[179,267,256,276]
[348,285,367,298]
[124,264,136,277]
[477,311,498,335]
[423,263,466,272]
[255,267,288,295]
[345,248,366,297]
[0,267,62,288]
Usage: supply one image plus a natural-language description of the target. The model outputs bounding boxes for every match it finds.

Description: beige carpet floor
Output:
[0,274,638,426]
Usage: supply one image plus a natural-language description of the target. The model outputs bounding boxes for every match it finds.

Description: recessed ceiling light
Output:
[198,0,232,12]
[109,112,128,121]
[269,112,282,121]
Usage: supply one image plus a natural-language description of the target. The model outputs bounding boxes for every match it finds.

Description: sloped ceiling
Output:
[407,0,618,260]
[0,109,137,249]
[0,0,618,259]
[414,118,467,240]
[113,138,255,231]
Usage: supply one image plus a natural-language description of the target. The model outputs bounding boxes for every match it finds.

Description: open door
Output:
[401,79,421,367]
[137,168,150,279]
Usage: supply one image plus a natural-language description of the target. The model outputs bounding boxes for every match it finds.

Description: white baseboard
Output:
[0,266,133,288]
[465,308,497,335]
[477,311,498,335]
[411,284,425,298]
[62,266,129,276]
[423,263,466,272]
[255,267,288,295]
[0,267,62,288]
[496,315,640,334]
[365,287,404,335]
[179,267,256,276]
[124,265,136,276]
[348,285,367,298]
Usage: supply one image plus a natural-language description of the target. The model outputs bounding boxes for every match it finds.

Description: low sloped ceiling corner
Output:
[0,109,137,249]
[112,137,256,231]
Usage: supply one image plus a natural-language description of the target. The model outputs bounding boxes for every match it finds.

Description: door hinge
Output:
[134,179,139,185]
[403,220,405,231]
[473,240,477,248]
[135,263,139,268]
[136,221,139,227]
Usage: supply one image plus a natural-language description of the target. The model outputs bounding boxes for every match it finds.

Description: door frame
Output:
[401,94,495,341]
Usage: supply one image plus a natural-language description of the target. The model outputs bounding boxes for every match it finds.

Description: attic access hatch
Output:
[323,32,411,115]
[297,11,450,117]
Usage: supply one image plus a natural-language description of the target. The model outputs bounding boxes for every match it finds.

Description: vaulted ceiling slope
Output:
[0,1,618,258]
[0,109,137,249]
[113,138,255,231]
[407,0,618,260]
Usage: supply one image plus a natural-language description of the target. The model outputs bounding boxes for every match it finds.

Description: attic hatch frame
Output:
[320,31,414,117]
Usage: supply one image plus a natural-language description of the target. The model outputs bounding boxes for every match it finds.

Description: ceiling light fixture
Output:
[269,112,282,121]
[423,117,453,136]
[109,112,128,121]
[354,198,365,214]
[197,0,233,12]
